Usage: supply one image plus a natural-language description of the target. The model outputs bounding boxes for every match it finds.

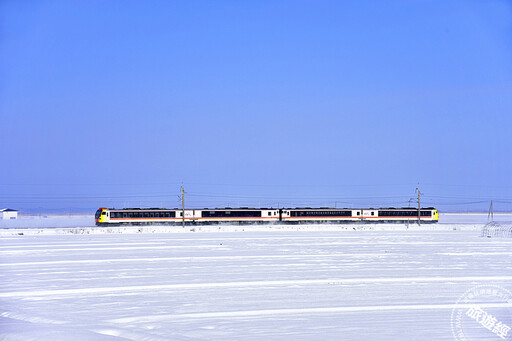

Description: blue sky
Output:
[1,1,511,212]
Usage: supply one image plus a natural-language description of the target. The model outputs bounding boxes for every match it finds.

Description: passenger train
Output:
[95,207,439,226]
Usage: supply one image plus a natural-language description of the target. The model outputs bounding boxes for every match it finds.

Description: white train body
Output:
[95,207,439,225]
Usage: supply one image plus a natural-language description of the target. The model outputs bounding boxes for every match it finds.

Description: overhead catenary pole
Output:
[416,186,421,226]
[407,198,412,228]
[181,184,185,228]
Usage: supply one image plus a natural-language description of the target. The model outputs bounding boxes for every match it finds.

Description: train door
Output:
[281,210,291,222]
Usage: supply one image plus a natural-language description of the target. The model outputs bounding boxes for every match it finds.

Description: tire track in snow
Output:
[3,240,509,251]
[2,276,512,298]
[0,253,397,267]
[438,252,512,256]
[0,244,227,254]
[108,302,512,323]
[0,242,168,249]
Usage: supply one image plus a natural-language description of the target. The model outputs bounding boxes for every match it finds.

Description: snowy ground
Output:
[2,226,512,340]
[0,214,94,229]
[1,212,512,232]
[1,213,512,340]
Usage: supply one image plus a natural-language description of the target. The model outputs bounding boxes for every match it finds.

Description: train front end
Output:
[95,207,107,226]
[433,209,439,223]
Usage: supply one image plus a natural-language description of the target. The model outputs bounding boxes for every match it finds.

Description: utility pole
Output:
[415,186,421,226]
[407,199,412,229]
[181,184,185,228]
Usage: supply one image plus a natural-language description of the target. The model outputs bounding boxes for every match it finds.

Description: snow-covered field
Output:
[0,214,95,229]
[1,212,511,235]
[1,214,512,340]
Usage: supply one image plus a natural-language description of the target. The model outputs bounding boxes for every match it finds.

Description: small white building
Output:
[1,209,18,220]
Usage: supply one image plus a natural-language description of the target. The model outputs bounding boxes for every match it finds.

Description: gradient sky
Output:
[1,1,511,212]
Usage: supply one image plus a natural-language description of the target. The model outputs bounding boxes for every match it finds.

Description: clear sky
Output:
[1,1,511,213]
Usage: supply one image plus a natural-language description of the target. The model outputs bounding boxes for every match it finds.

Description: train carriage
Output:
[95,207,439,226]
[199,208,280,224]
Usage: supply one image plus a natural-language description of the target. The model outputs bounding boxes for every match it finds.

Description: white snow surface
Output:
[0,214,94,229]
[2,223,512,340]
[1,212,512,234]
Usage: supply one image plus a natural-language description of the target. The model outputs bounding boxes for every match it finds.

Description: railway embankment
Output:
[1,213,510,236]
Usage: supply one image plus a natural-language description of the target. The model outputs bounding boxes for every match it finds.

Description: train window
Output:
[357,212,360,216]
[371,212,374,216]
[268,212,271,216]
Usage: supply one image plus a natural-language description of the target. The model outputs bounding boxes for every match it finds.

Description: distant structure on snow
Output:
[1,208,18,220]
